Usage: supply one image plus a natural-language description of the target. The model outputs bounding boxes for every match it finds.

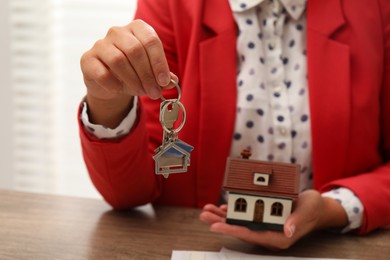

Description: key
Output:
[160,100,179,146]
[161,99,179,130]
[153,98,193,178]
[155,100,181,178]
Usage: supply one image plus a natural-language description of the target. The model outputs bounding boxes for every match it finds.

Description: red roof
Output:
[223,157,300,199]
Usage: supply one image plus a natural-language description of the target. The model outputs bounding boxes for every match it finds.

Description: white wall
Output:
[0,0,13,189]
[50,0,137,198]
[226,193,292,225]
[0,0,137,197]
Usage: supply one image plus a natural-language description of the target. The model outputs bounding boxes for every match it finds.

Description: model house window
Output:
[271,202,284,216]
[234,198,247,212]
[253,173,270,186]
[257,177,265,182]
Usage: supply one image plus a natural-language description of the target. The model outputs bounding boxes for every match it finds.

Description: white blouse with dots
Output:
[81,0,363,233]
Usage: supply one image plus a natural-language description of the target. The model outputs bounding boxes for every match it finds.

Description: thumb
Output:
[283,203,305,238]
[283,190,322,238]
[161,72,179,89]
[283,215,297,238]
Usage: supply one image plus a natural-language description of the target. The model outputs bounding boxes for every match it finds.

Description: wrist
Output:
[316,196,349,231]
[86,94,134,129]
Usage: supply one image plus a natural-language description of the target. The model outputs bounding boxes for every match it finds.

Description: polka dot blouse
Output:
[229,0,312,191]
[228,0,363,232]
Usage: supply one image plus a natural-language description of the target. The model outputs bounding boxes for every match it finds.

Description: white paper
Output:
[171,248,353,260]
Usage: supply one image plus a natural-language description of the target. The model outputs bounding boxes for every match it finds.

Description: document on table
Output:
[171,247,352,260]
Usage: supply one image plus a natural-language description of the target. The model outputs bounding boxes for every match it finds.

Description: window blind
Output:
[10,0,57,193]
[9,0,136,197]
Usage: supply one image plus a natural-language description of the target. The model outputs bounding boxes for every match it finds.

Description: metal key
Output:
[160,100,179,145]
[161,99,180,130]
[153,82,194,178]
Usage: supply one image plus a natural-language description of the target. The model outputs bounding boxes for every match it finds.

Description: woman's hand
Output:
[199,189,348,250]
[80,19,177,128]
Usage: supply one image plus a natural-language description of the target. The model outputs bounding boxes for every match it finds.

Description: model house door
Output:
[253,199,264,222]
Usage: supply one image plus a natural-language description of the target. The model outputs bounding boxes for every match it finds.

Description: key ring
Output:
[160,79,181,102]
[153,76,193,177]
[159,100,186,134]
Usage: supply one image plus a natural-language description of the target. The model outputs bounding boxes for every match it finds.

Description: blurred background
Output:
[0,0,136,198]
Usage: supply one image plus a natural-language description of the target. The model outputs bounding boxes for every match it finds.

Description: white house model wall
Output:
[226,192,292,225]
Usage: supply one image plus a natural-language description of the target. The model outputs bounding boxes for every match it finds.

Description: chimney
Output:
[241,149,252,159]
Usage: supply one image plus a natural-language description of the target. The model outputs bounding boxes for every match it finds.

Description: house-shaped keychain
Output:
[223,150,300,231]
[153,140,194,176]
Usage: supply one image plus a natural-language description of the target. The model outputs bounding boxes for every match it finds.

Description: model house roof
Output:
[223,156,300,199]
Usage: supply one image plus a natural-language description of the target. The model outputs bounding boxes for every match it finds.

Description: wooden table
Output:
[0,189,389,260]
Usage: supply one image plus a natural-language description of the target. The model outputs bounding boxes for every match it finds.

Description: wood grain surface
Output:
[0,189,388,260]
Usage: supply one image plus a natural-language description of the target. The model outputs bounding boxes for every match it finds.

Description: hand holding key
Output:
[153,80,194,178]
[80,19,178,128]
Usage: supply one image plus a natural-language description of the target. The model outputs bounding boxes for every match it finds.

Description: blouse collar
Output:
[229,0,307,20]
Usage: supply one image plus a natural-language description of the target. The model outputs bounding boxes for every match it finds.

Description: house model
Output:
[153,140,194,176]
[223,150,300,231]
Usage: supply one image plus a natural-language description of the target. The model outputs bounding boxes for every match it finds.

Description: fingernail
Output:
[149,87,161,99]
[158,72,171,86]
[287,225,296,238]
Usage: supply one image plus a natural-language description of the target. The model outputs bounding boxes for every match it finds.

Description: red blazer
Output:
[79,0,390,234]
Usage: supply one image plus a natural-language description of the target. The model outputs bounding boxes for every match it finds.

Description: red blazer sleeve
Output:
[321,0,390,234]
[79,103,162,209]
[79,0,178,209]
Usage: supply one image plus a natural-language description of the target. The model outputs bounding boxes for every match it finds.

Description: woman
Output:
[79,0,390,249]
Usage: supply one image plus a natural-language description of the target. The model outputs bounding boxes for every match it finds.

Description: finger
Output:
[94,40,145,96]
[202,204,227,218]
[161,72,179,90]
[107,27,160,99]
[199,211,225,225]
[284,209,302,238]
[81,51,123,98]
[170,72,179,83]
[283,221,296,238]
[131,20,171,87]
[210,222,293,250]
[284,190,321,238]
[219,204,228,212]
